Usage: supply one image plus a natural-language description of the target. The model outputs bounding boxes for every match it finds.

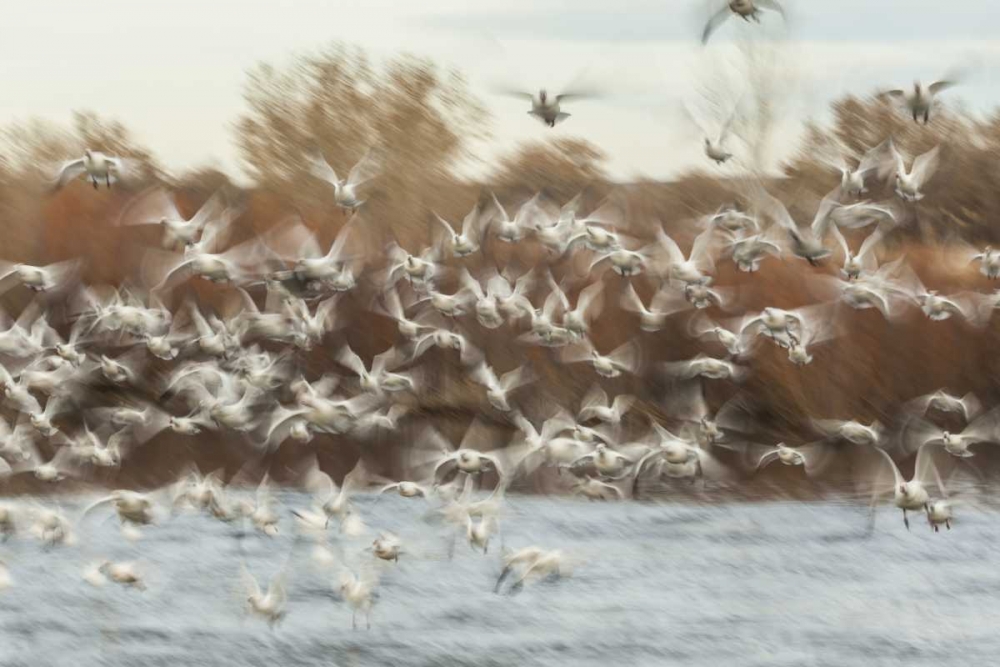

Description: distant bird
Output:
[52,149,136,190]
[701,0,785,44]
[881,77,960,124]
[496,89,599,127]
[682,98,744,165]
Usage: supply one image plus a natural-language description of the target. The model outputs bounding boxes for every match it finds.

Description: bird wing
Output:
[335,345,368,378]
[579,384,609,416]
[239,562,262,598]
[608,339,642,374]
[755,0,785,15]
[306,149,340,186]
[116,186,183,227]
[689,227,718,271]
[701,4,733,44]
[54,158,86,187]
[928,79,958,95]
[829,223,850,261]
[346,149,380,188]
[656,228,687,266]
[811,186,843,237]
[910,145,941,187]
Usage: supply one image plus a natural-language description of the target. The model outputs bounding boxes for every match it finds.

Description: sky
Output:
[2,0,999,183]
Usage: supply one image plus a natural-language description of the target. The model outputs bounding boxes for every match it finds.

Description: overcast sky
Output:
[2,0,998,182]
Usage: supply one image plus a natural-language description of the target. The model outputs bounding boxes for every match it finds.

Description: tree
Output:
[488,137,608,204]
[234,43,490,247]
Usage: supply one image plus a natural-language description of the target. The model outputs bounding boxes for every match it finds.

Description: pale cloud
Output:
[1,0,998,183]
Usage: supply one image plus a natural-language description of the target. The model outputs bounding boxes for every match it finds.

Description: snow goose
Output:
[753,442,836,478]
[903,406,1000,459]
[306,147,380,213]
[559,337,642,378]
[881,75,960,124]
[867,443,943,530]
[497,88,599,128]
[52,149,137,190]
[490,192,544,243]
[240,561,289,628]
[620,282,690,332]
[117,186,229,249]
[881,140,940,202]
[905,390,982,423]
[470,362,537,413]
[432,202,490,258]
[756,186,842,265]
[577,384,635,425]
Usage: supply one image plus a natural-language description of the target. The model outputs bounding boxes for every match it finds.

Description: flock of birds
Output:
[0,0,994,632]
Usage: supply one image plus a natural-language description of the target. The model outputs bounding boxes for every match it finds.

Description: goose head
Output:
[539,89,548,104]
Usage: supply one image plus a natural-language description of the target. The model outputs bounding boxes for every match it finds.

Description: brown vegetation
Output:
[3,43,1000,493]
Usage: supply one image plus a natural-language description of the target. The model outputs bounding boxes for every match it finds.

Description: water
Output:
[2,492,998,667]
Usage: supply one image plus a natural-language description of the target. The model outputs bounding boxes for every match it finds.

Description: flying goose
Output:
[52,149,136,190]
[306,147,380,213]
[701,0,785,44]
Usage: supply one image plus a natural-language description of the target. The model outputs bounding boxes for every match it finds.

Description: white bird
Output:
[459,268,511,329]
[881,77,960,124]
[756,186,842,265]
[560,338,641,378]
[620,282,690,332]
[307,147,379,212]
[819,138,893,197]
[550,278,605,339]
[682,98,744,164]
[868,443,943,530]
[470,362,536,413]
[813,419,885,448]
[495,547,573,594]
[240,561,288,628]
[489,193,545,243]
[830,224,887,281]
[118,187,230,248]
[753,442,835,478]
[86,560,147,590]
[883,141,940,202]
[422,421,508,483]
[661,354,747,382]
[725,229,784,273]
[655,226,720,284]
[903,407,1000,459]
[0,259,81,297]
[432,202,490,258]
[577,384,635,425]
[966,244,1000,280]
[497,88,599,127]
[905,390,982,423]
[701,0,785,44]
[53,149,136,190]
[335,565,379,630]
